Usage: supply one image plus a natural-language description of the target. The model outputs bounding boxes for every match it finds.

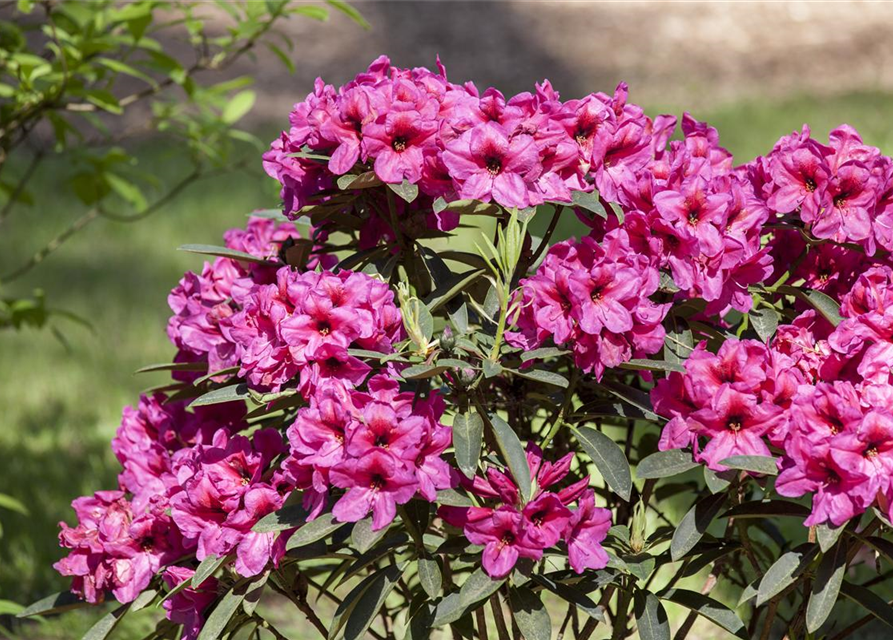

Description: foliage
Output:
[0,0,365,334]
[14,55,893,640]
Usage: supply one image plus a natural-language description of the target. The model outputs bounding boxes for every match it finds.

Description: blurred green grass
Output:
[2,90,893,638]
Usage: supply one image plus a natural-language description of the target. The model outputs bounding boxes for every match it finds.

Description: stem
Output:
[0,150,43,225]
[540,368,579,449]
[489,292,508,361]
[758,596,780,640]
[525,205,563,270]
[610,579,631,640]
[489,594,511,640]
[475,607,490,640]
[267,578,329,639]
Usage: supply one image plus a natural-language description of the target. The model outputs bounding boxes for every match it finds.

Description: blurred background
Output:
[2,1,893,638]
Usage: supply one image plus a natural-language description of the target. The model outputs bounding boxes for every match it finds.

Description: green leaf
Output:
[570,190,607,218]
[425,269,484,314]
[418,556,442,599]
[328,571,379,639]
[703,467,732,494]
[325,0,370,28]
[265,42,296,74]
[221,90,256,124]
[436,488,473,507]
[508,587,551,640]
[0,493,28,515]
[18,592,86,618]
[197,585,246,640]
[190,384,250,408]
[85,89,123,115]
[459,568,504,609]
[633,591,670,640]
[720,500,811,521]
[453,411,483,479]
[806,541,847,633]
[509,368,569,388]
[431,592,463,627]
[343,564,405,640]
[530,575,604,621]
[816,523,845,553]
[193,555,227,588]
[618,359,685,374]
[489,414,532,503]
[336,172,381,190]
[482,360,502,378]
[402,363,449,380]
[657,589,746,638]
[757,544,819,607]
[600,381,659,421]
[573,426,632,501]
[750,307,780,342]
[636,450,699,480]
[388,179,419,203]
[352,517,388,554]
[178,244,276,265]
[82,602,130,640]
[840,580,893,632]
[778,286,842,327]
[718,455,778,475]
[520,347,570,362]
[286,513,345,550]
[670,492,726,561]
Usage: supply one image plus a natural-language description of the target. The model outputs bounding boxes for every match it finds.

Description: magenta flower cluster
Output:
[284,375,451,530]
[441,446,611,578]
[653,266,893,528]
[508,228,669,379]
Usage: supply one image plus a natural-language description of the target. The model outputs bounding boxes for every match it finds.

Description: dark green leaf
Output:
[436,488,473,507]
[508,587,551,640]
[816,523,845,553]
[510,368,569,388]
[388,179,419,203]
[453,411,483,479]
[633,591,670,640]
[402,364,449,380]
[286,513,346,550]
[425,269,484,314]
[573,427,632,501]
[193,555,227,588]
[618,359,685,374]
[718,455,778,475]
[459,568,504,609]
[431,592,463,627]
[18,592,86,618]
[343,564,405,640]
[336,172,381,190]
[190,384,250,407]
[658,589,746,638]
[418,556,442,599]
[807,541,847,632]
[352,517,388,554]
[570,190,607,218]
[530,575,604,621]
[329,572,378,639]
[670,492,726,561]
[778,286,842,327]
[489,414,532,503]
[840,580,893,632]
[178,244,275,265]
[750,307,780,342]
[197,586,246,640]
[520,347,570,362]
[82,602,130,640]
[482,360,502,378]
[720,500,810,521]
[637,450,699,480]
[703,467,732,494]
[757,544,818,607]
[600,381,659,421]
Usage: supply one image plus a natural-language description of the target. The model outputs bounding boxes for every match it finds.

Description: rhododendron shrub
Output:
[24,57,893,640]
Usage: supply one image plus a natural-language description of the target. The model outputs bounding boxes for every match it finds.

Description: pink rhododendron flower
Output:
[162,567,218,640]
[566,489,612,573]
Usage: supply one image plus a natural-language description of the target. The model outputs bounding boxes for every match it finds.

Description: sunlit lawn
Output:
[3,90,893,638]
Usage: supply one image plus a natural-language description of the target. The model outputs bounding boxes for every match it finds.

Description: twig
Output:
[475,607,489,640]
[0,150,43,224]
